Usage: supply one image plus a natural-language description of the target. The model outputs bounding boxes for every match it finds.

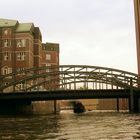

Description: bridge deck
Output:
[0,89,139,101]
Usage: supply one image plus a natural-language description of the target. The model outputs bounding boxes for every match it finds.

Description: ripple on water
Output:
[0,111,139,139]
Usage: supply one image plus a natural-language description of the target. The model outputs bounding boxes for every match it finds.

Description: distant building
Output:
[0,18,59,91]
[42,42,59,67]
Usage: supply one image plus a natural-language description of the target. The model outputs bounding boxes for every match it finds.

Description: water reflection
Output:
[0,114,60,139]
[0,111,139,139]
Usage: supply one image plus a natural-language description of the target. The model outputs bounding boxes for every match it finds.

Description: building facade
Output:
[0,18,59,92]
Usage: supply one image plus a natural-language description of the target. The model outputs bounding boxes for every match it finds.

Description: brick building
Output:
[0,18,59,91]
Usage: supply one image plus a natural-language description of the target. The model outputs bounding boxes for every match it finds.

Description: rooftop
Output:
[0,18,18,27]
[16,23,34,32]
[0,18,34,33]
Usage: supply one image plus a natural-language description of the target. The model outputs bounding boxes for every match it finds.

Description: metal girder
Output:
[0,65,138,92]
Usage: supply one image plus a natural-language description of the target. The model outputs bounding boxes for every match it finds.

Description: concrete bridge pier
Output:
[129,78,134,112]
[0,100,32,114]
[129,86,140,113]
[130,95,140,113]
[130,78,140,112]
[0,100,60,114]
[134,96,139,112]
[32,100,60,114]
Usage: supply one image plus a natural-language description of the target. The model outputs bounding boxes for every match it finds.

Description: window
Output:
[4,52,8,60]
[3,67,8,75]
[16,68,25,72]
[21,39,26,47]
[3,52,11,61]
[4,82,9,85]
[3,29,11,36]
[2,67,12,75]
[46,54,51,60]
[16,68,25,75]
[18,82,24,90]
[17,40,22,47]
[46,63,51,66]
[46,63,51,72]
[4,30,8,35]
[56,56,59,63]
[17,52,26,60]
[17,39,26,47]
[3,40,11,47]
[4,40,8,47]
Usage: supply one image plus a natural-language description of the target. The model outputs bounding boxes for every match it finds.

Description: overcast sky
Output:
[0,0,137,73]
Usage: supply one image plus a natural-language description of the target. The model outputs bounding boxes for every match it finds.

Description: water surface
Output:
[0,111,139,139]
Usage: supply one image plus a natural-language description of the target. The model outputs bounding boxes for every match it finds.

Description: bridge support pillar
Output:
[129,78,136,112]
[130,95,140,113]
[138,98,140,112]
[116,98,120,112]
[54,100,57,114]
[32,100,60,114]
[0,100,32,114]
[134,96,139,112]
[129,78,139,112]
[129,87,134,112]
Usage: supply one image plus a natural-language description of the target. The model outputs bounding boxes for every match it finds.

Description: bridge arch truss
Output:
[0,65,138,93]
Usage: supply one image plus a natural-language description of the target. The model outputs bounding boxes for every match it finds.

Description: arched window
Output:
[1,67,12,75]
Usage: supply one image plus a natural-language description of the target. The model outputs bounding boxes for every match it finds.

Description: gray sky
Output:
[0,0,137,73]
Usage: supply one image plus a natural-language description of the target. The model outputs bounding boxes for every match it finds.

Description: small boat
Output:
[73,101,86,113]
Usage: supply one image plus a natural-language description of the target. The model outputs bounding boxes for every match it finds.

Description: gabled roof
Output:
[0,18,18,27]
[16,23,34,33]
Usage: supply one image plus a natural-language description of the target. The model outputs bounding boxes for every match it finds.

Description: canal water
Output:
[0,111,139,140]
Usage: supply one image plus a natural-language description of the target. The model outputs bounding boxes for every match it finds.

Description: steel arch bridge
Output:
[0,65,138,93]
